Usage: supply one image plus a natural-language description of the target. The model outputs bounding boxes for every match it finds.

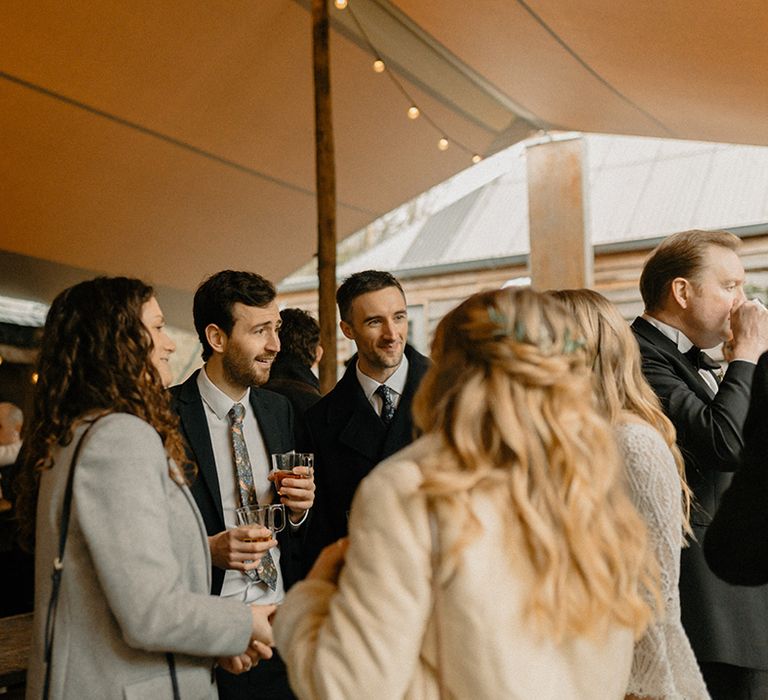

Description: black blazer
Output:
[170,369,304,595]
[705,351,768,585]
[632,316,768,669]
[303,344,430,565]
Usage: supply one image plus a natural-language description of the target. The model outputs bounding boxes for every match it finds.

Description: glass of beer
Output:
[271,451,314,488]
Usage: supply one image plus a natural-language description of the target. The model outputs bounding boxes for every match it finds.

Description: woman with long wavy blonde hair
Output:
[551,289,708,700]
[274,288,658,699]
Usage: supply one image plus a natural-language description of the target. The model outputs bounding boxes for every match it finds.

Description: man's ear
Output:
[670,277,691,309]
[205,324,227,354]
[340,320,355,341]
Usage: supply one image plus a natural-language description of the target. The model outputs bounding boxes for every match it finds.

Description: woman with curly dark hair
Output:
[20,277,273,700]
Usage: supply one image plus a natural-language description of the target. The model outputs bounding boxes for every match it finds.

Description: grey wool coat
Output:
[26,414,253,700]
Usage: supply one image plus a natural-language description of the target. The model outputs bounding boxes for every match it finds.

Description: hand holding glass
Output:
[271,451,314,488]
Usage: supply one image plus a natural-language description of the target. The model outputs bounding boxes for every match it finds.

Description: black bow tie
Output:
[684,346,721,372]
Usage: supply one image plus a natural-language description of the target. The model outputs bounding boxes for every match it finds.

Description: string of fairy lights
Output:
[332,0,483,164]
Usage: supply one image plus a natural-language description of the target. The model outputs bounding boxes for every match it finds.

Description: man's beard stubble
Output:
[222,347,274,388]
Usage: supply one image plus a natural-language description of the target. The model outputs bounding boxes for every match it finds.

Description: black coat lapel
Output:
[174,370,225,528]
[632,317,715,401]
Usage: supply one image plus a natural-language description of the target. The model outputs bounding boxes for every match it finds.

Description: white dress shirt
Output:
[197,368,285,604]
[356,353,410,416]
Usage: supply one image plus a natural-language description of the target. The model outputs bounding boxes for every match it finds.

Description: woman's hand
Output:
[307,537,349,584]
[250,604,276,646]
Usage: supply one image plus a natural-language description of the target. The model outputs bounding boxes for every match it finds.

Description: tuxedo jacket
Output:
[632,316,768,669]
[302,344,430,565]
[170,369,304,596]
[705,350,768,586]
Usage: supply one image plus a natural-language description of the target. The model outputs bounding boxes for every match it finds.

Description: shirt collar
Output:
[197,366,250,421]
[642,313,696,354]
[356,352,410,400]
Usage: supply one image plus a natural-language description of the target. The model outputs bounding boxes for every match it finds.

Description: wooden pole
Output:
[527,136,592,290]
[312,0,338,394]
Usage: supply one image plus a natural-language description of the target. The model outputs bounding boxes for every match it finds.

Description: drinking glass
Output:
[235,503,287,534]
[271,451,314,488]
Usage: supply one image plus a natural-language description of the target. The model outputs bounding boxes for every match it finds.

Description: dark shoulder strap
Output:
[43,417,101,698]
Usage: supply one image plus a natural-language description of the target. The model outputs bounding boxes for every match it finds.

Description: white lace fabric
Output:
[616,422,710,700]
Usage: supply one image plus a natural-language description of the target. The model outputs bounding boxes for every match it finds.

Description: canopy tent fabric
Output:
[2,0,767,327]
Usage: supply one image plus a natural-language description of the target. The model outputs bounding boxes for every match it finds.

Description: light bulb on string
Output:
[334,0,348,9]
[407,106,420,120]
[472,154,482,164]
[438,137,449,151]
[373,59,385,73]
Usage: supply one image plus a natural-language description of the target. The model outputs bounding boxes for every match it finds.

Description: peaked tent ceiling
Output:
[2,0,767,326]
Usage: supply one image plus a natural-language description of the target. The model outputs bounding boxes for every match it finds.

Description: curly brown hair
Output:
[17,277,190,549]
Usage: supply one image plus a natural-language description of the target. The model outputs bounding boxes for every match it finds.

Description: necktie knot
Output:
[375,384,396,424]
[228,402,245,425]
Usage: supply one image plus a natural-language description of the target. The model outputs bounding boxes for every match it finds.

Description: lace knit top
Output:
[616,422,710,700]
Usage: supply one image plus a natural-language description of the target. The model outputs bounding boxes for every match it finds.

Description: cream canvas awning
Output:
[2,0,767,326]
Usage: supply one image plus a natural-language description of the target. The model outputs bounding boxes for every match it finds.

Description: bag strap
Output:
[43,419,99,699]
[166,652,181,700]
[42,417,181,700]
[427,498,449,700]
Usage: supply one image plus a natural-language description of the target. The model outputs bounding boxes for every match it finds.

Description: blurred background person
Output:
[263,307,322,417]
[273,288,658,699]
[18,277,273,700]
[0,401,23,512]
[552,289,708,700]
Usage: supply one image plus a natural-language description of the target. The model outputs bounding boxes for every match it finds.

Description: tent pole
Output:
[312,0,338,394]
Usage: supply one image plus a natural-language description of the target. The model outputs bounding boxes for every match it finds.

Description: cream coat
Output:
[274,435,635,700]
[26,414,253,700]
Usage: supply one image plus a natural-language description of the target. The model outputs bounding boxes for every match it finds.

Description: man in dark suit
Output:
[705,350,768,586]
[171,270,314,700]
[631,229,768,699]
[303,270,430,565]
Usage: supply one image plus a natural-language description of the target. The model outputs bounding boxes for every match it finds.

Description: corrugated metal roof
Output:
[280,133,768,288]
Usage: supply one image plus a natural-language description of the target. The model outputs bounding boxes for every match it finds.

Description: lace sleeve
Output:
[616,422,710,700]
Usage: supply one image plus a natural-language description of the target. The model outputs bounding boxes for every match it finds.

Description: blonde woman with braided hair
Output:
[551,289,708,700]
[274,288,658,699]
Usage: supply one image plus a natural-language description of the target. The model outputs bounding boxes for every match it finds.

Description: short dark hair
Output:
[277,308,320,368]
[193,270,276,360]
[336,270,405,323]
[639,229,741,312]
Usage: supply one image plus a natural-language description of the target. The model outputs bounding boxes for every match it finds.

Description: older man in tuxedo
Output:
[631,229,768,699]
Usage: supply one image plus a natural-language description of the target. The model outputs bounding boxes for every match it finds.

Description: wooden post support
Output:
[312,0,338,394]
[526,136,592,290]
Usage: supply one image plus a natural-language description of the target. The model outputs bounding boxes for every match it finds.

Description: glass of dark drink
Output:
[270,451,314,488]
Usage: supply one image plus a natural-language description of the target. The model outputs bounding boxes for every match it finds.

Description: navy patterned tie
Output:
[375,384,396,424]
[228,403,277,590]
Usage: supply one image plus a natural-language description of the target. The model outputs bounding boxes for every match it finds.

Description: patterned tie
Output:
[375,384,396,425]
[228,403,277,590]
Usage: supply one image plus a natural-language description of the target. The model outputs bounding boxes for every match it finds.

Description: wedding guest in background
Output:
[263,307,322,416]
[274,288,658,700]
[631,229,768,699]
[18,277,273,700]
[0,402,23,512]
[303,270,430,566]
[552,289,708,699]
